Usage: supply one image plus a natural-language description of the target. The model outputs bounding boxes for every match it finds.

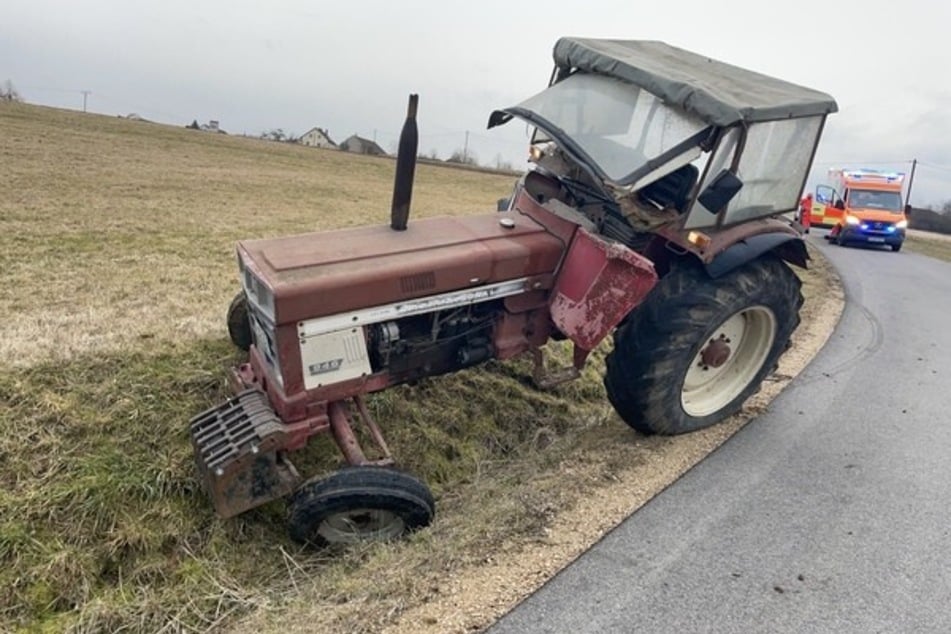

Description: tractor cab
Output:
[489,38,837,258]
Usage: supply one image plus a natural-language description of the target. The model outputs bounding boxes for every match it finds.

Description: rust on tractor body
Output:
[239,212,565,325]
[549,226,657,354]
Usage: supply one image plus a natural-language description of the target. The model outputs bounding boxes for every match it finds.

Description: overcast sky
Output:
[3,0,950,205]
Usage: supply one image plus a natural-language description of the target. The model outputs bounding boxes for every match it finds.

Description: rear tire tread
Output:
[604,255,802,435]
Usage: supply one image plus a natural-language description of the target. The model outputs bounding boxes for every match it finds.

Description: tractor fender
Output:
[549,228,658,352]
[704,232,808,279]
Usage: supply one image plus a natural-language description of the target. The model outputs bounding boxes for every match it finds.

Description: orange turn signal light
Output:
[687,230,712,249]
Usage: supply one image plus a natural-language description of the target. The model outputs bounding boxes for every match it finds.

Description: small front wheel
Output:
[287,466,435,546]
[226,291,252,352]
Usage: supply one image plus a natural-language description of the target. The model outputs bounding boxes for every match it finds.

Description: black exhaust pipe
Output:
[391,94,418,231]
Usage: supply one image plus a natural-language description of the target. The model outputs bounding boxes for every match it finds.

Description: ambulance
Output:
[813,168,909,251]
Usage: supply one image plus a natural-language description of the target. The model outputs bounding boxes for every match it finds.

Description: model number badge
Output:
[309,358,344,375]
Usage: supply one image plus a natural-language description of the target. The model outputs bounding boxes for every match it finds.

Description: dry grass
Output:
[905,230,951,262]
[0,102,841,634]
[1,102,515,367]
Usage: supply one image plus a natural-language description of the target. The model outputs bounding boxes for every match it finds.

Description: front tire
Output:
[604,256,802,435]
[287,466,435,546]
[226,291,252,352]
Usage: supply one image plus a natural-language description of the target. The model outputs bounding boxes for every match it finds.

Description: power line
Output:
[917,161,951,174]
[18,85,85,94]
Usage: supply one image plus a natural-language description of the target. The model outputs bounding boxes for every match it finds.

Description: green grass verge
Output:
[0,338,609,632]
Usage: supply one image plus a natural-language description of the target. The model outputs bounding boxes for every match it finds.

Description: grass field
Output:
[1,102,838,633]
[906,230,951,262]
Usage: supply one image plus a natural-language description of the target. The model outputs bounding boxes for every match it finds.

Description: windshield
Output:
[505,73,708,182]
[849,189,904,212]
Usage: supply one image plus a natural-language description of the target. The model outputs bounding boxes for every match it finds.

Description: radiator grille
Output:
[400,271,436,294]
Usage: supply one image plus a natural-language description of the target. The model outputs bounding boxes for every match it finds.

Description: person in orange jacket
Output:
[798,192,812,233]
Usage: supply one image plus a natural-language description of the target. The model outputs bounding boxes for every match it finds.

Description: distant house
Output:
[300,127,337,149]
[339,134,387,156]
[186,119,227,134]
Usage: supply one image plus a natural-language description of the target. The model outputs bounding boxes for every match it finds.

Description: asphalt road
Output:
[490,234,951,633]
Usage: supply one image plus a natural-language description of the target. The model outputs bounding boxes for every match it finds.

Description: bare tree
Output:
[1,80,22,102]
[261,129,288,142]
[447,148,478,165]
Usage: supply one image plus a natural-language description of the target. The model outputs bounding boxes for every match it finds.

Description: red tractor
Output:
[191,38,837,546]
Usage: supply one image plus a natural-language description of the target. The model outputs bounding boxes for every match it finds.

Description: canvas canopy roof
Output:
[552,37,837,127]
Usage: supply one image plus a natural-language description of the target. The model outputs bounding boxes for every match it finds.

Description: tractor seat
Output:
[639,164,699,213]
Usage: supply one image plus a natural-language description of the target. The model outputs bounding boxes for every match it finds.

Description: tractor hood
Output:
[237,211,565,325]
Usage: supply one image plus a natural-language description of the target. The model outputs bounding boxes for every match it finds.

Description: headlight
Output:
[249,312,284,387]
[243,271,275,321]
[896,219,908,229]
[845,215,860,226]
[237,252,276,322]
[529,141,555,162]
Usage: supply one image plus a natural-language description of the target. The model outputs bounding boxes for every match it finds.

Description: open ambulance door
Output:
[813,184,843,227]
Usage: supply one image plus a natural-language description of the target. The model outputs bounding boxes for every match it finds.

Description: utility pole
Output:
[463,131,469,164]
[81,90,91,113]
[905,158,917,209]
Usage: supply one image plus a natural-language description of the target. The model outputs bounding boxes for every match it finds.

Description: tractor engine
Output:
[367,304,496,378]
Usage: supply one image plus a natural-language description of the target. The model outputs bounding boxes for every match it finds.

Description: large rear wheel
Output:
[604,255,802,435]
[287,466,435,546]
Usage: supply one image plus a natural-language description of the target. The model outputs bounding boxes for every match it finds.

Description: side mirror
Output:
[904,203,912,216]
[698,169,744,214]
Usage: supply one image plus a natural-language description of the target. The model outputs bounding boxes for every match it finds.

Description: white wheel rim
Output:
[681,306,777,418]
[318,508,405,544]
